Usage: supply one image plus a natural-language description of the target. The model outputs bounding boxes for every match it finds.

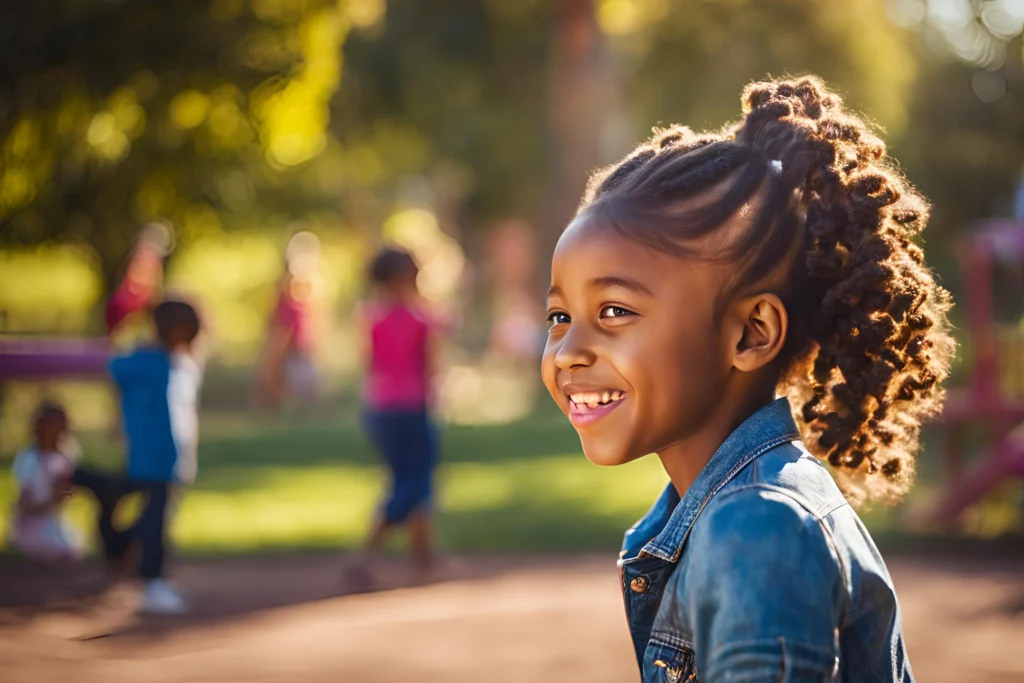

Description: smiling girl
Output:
[542,76,953,682]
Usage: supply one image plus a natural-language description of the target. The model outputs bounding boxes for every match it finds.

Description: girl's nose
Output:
[553,326,597,371]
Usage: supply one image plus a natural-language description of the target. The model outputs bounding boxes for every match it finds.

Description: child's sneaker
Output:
[140,579,188,615]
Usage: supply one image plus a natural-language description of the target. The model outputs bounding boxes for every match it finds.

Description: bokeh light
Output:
[381,207,465,302]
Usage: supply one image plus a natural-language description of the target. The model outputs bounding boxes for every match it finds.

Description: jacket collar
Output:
[621,398,801,563]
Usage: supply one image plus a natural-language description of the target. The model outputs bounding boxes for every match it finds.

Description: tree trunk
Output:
[543,0,604,289]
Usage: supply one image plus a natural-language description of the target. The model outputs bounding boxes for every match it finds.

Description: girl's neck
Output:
[657,382,777,498]
[378,287,417,307]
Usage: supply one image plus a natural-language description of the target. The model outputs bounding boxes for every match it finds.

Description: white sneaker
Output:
[140,579,188,615]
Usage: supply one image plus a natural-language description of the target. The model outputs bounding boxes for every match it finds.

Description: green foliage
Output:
[598,0,1023,263]
[1,0,1021,309]
[0,0,361,288]
[335,0,553,223]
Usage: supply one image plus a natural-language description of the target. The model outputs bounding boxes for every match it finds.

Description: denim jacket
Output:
[619,399,912,682]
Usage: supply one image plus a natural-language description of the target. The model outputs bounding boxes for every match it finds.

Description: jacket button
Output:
[629,575,650,594]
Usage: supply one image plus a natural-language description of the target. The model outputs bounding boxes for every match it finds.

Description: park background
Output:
[1,1,1023,681]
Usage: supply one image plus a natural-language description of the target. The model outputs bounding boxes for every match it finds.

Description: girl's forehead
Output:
[550,212,726,303]
[553,213,676,275]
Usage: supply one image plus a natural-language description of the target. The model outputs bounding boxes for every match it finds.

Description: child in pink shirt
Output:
[355,247,439,577]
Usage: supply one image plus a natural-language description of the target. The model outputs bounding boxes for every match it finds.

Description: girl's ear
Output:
[727,293,788,373]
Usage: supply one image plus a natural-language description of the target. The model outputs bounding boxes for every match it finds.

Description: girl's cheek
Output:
[539,351,560,399]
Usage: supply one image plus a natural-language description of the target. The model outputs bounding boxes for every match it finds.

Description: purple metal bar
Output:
[0,337,110,381]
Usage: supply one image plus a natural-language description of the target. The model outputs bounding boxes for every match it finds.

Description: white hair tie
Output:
[769,159,783,174]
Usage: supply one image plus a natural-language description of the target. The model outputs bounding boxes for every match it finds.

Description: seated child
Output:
[9,402,84,563]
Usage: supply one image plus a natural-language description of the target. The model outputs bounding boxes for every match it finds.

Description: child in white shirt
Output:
[9,403,83,563]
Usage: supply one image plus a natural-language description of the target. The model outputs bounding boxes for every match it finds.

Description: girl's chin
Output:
[580,444,635,467]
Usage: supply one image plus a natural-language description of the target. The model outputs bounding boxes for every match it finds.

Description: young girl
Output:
[542,76,953,681]
[9,403,84,563]
[355,246,439,576]
[255,233,323,410]
[106,222,171,347]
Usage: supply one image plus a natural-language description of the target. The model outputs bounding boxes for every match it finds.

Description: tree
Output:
[599,0,1024,277]
[3,0,1021,309]
[0,0,374,291]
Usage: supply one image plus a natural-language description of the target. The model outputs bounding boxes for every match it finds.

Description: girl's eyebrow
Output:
[547,276,654,299]
[589,275,654,296]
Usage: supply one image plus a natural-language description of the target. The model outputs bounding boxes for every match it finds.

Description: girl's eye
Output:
[600,305,635,319]
[547,312,570,326]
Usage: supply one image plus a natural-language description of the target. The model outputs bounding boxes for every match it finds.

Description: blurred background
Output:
[1,1,1023,681]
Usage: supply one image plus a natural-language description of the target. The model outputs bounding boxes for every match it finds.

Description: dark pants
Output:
[363,410,438,524]
[72,468,170,580]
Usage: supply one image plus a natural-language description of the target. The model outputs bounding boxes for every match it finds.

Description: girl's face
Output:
[35,414,68,454]
[541,213,733,466]
[383,268,419,299]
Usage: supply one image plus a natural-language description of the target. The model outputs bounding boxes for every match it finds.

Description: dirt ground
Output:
[1,554,1022,683]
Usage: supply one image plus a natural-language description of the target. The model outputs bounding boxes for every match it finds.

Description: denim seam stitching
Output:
[649,631,696,651]
[707,636,836,659]
[666,432,800,562]
[778,636,787,683]
[815,498,851,519]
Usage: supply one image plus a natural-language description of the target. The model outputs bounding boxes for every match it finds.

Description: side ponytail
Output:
[737,77,955,504]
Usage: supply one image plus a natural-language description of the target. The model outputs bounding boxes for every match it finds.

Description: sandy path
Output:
[1,555,1021,682]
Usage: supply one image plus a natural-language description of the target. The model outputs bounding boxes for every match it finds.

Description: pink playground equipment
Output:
[927,219,1024,527]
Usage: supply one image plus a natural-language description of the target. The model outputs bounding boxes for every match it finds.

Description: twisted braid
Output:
[579,76,954,504]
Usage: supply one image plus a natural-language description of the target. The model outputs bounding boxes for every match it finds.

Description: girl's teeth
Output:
[569,391,626,407]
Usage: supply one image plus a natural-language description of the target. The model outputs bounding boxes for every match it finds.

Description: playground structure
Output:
[0,336,109,382]
[0,223,169,446]
[927,219,1024,527]
[0,335,109,449]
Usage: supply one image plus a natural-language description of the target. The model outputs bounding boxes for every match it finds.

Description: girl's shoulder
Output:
[12,447,42,481]
[359,299,433,330]
[355,299,385,327]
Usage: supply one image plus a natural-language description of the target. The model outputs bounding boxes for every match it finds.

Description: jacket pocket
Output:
[643,634,697,683]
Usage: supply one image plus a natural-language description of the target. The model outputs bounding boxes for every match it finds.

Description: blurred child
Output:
[105,299,203,614]
[255,270,321,409]
[106,222,173,346]
[353,247,439,578]
[8,402,84,563]
[254,231,323,410]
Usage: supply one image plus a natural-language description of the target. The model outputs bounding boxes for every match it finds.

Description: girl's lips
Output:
[568,395,626,426]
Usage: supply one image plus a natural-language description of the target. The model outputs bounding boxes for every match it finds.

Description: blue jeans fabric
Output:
[363,409,437,524]
[620,399,913,682]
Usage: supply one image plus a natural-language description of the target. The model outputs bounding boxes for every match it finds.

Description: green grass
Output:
[0,404,671,555]
[2,399,1020,556]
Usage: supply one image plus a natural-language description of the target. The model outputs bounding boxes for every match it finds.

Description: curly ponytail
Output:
[579,75,954,505]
